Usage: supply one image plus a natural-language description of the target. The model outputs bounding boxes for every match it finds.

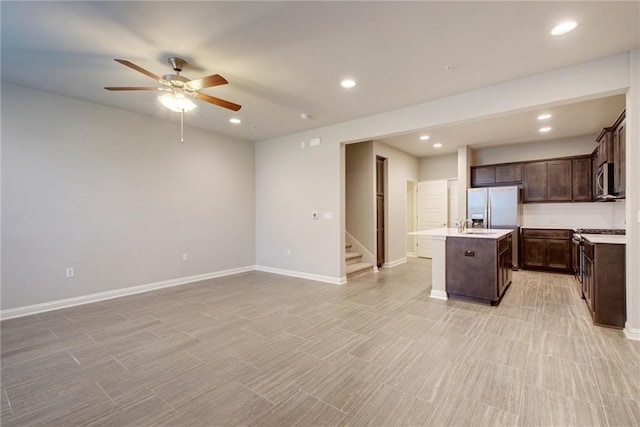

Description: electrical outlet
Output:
[65,267,75,278]
[182,253,188,261]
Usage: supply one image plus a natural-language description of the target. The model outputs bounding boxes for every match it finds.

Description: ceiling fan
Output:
[105,57,241,142]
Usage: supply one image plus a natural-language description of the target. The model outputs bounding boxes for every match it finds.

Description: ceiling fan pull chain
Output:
[180,109,185,143]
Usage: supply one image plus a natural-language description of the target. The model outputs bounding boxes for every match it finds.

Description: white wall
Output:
[473,135,597,165]
[624,49,640,339]
[1,83,255,310]
[254,51,639,337]
[373,141,419,266]
[419,153,458,181]
[255,132,341,280]
[345,141,374,258]
[523,201,626,229]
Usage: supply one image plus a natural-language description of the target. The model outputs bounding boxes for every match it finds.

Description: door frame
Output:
[406,178,418,257]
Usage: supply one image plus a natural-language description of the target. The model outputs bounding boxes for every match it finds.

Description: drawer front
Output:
[522,229,571,239]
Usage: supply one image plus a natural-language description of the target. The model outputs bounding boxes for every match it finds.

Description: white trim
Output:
[383,257,407,268]
[406,252,417,258]
[255,265,344,285]
[430,290,449,300]
[345,231,375,265]
[0,266,254,321]
[624,324,640,341]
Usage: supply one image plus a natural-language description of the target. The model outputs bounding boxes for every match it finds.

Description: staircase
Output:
[345,243,374,279]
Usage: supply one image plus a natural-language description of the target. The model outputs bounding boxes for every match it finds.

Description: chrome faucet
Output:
[457,218,472,233]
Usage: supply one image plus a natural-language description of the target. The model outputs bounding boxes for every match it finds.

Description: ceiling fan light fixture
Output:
[158,92,197,113]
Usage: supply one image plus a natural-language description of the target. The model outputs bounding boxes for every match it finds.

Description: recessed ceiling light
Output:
[340,79,356,89]
[537,113,552,120]
[229,118,241,124]
[539,127,552,133]
[551,21,577,36]
[433,143,443,148]
[419,135,430,141]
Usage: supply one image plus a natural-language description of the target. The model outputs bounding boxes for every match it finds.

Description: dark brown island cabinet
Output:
[446,233,512,305]
[521,228,572,272]
[583,240,626,328]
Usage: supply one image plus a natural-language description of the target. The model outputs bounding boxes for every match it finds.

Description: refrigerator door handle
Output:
[486,197,490,229]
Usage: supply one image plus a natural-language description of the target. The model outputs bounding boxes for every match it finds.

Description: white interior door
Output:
[417,180,448,258]
[447,179,458,227]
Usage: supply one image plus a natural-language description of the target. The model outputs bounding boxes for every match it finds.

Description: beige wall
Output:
[473,134,597,165]
[345,141,374,258]
[419,152,457,181]
[1,83,255,310]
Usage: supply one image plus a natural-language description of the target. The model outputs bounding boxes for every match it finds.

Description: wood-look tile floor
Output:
[2,258,640,426]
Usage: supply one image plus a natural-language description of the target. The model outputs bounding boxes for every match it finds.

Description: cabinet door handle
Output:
[465,250,475,257]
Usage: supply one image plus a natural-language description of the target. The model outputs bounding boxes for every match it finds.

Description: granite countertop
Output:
[521,226,576,230]
[581,234,626,245]
[409,228,513,239]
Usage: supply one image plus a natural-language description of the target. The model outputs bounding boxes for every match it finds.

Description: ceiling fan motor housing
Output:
[163,73,190,88]
[168,57,187,72]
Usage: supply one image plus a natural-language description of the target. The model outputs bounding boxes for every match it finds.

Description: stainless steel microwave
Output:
[595,162,615,200]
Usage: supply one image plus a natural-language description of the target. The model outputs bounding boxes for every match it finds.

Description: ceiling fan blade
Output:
[104,86,163,91]
[185,74,228,91]
[114,59,166,84]
[193,92,242,111]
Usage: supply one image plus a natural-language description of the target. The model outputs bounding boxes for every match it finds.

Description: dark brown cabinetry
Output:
[523,160,572,202]
[572,156,592,201]
[613,116,625,197]
[595,128,614,166]
[471,163,522,187]
[446,233,512,305]
[523,162,546,202]
[582,240,625,328]
[547,160,572,201]
[521,228,572,272]
[472,155,591,203]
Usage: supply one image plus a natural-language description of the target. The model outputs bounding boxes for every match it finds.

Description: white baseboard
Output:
[624,324,640,341]
[0,266,254,321]
[383,258,407,268]
[406,252,417,258]
[255,265,344,285]
[430,290,448,300]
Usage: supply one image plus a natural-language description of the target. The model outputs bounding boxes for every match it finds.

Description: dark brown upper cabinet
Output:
[572,156,592,201]
[523,159,572,202]
[613,115,625,197]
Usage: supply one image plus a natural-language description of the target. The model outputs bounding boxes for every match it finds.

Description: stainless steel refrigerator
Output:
[467,185,522,269]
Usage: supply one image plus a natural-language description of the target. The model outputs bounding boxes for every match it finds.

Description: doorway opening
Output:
[376,156,386,268]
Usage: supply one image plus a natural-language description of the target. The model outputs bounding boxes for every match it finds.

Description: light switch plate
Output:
[310,138,321,147]
[323,212,332,220]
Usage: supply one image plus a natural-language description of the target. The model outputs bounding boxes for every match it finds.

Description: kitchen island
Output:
[410,228,513,304]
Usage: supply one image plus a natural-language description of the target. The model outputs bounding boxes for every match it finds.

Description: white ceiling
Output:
[1,1,639,153]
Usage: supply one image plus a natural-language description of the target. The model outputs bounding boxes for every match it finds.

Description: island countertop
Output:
[409,227,513,239]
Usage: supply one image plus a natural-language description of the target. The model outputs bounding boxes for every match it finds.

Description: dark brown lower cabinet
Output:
[446,233,512,305]
[583,240,625,328]
[521,228,571,272]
